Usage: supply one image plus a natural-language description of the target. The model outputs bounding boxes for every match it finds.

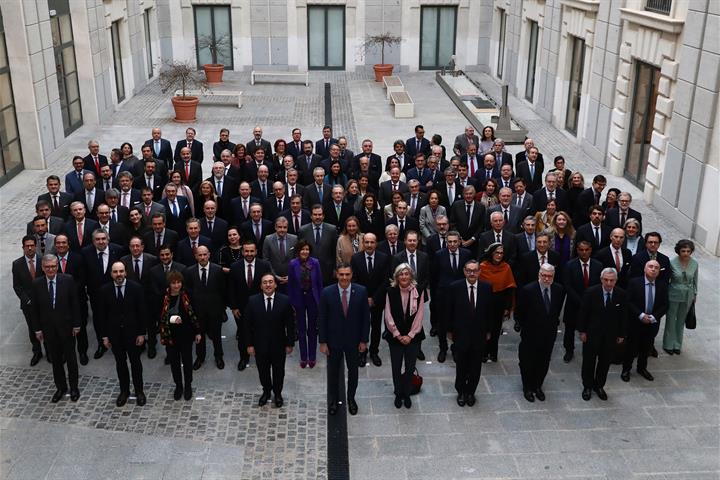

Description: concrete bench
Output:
[383,75,404,100]
[250,71,309,86]
[390,91,414,118]
[175,90,243,108]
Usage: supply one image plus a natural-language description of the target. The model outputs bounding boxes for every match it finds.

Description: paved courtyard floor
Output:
[0,71,718,479]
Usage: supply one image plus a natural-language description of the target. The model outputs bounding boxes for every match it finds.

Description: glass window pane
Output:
[327,8,344,67]
[0,73,12,108]
[0,151,6,177]
[0,106,18,144]
[195,7,213,66]
[0,36,7,70]
[62,47,76,74]
[51,17,61,48]
[308,9,325,67]
[421,8,438,68]
[59,14,73,43]
[212,7,232,66]
[69,100,82,126]
[437,7,456,67]
[65,71,80,102]
[3,140,23,173]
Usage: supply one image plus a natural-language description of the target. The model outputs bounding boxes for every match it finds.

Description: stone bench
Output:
[390,91,414,118]
[174,90,243,108]
[383,75,404,100]
[250,71,309,86]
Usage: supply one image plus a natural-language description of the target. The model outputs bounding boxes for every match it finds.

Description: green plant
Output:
[361,33,402,65]
[158,60,209,98]
[197,33,231,65]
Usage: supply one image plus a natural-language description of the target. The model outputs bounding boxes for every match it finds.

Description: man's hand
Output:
[368,298,374,307]
[194,334,202,344]
[278,276,288,284]
[461,239,474,247]
[103,337,111,349]
[232,309,241,319]
[358,342,367,353]
[448,332,454,342]
[579,332,588,343]
[135,336,145,346]
[285,346,293,354]
[72,327,80,337]
[485,332,491,341]
[642,314,652,324]
[35,331,44,343]
[616,337,624,344]
[247,346,255,356]
[319,343,329,356]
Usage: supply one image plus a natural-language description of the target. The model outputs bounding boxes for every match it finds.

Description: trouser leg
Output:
[306,298,318,361]
[581,342,597,389]
[466,349,483,395]
[180,341,193,386]
[21,309,42,354]
[388,342,404,396]
[127,346,144,393]
[401,343,419,398]
[327,348,342,405]
[518,338,533,391]
[369,306,382,355]
[345,346,359,401]
[167,345,183,387]
[594,342,612,388]
[256,353,272,393]
[271,349,286,397]
[112,345,131,393]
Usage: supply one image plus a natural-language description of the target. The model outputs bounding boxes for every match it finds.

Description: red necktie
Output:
[247,263,253,286]
[77,222,84,245]
[614,250,621,271]
[94,156,100,174]
[145,205,151,216]
[61,257,67,274]
[28,259,36,279]
[185,162,190,180]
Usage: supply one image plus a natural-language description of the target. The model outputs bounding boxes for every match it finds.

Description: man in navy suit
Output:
[176,218,212,266]
[532,171,568,214]
[605,192,643,232]
[245,126,273,160]
[231,182,261,228]
[65,157,92,197]
[515,147,544,194]
[244,274,295,407]
[574,175,607,227]
[75,172,105,219]
[159,183,192,237]
[200,200,228,254]
[144,127,174,170]
[515,264,566,402]
[405,125,431,161]
[39,175,74,221]
[83,140,108,178]
[595,228,633,288]
[490,139,514,171]
[280,195,311,236]
[315,125,338,160]
[64,202,99,252]
[621,260,668,383]
[54,234,89,363]
[173,147,203,192]
[173,127,204,164]
[574,205,612,255]
[406,154,433,192]
[98,262,147,407]
[319,263,370,416]
[447,259,492,407]
[12,236,45,365]
[240,204,273,251]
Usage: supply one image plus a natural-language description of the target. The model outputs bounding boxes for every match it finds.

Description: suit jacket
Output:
[281,209,312,236]
[39,191,74,220]
[574,223,612,254]
[511,193,535,217]
[406,168,433,191]
[477,229,518,265]
[629,250,671,286]
[532,188,569,214]
[405,137,431,161]
[244,161,275,184]
[379,180,409,206]
[515,231,536,255]
[404,192,428,219]
[514,151,545,171]
[27,216,65,236]
[287,257,323,308]
[392,249,430,293]
[206,175,239,211]
[438,181,463,210]
[245,139,273,160]
[74,188,106,218]
[447,279,493,350]
[12,255,43,310]
[97,280,147,345]
[296,154,324,185]
[562,257,603,310]
[431,248,472,290]
[264,195,291,221]
[239,219,273,251]
[491,151,514,170]
[517,250,561,286]
[230,195,262,227]
[212,140,237,161]
[350,251,391,307]
[138,201,166,223]
[83,154,109,177]
[262,233,297,276]
[173,160,203,192]
[574,187,602,226]
[318,283,370,348]
[228,258,273,311]
[515,160,544,194]
[149,260,186,298]
[298,222,338,284]
[352,152,383,177]
[515,281,566,337]
[385,215,420,242]
[176,235,212,266]
[81,243,124,295]
[315,137,338,160]
[604,207,643,231]
[64,218,99,251]
[287,141,304,160]
[144,138,173,167]
[302,182,332,209]
[30,274,80,339]
[449,200,486,241]
[578,285,628,341]
[323,200,354,232]
[142,228,179,255]
[453,134,480,156]
[183,262,228,320]
[376,240,405,258]
[133,174,164,201]
[174,139,204,163]
[244,292,295,353]
[626,276,669,335]
[121,253,158,291]
[159,197,192,236]
[487,204,524,233]
[199,216,228,253]
[98,221,131,251]
[595,246,633,287]
[64,170,92,197]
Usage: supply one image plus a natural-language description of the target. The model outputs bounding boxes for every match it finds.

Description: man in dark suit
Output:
[379,167,408,207]
[207,161,239,215]
[406,154,433,192]
[384,139,410,173]
[137,187,166,223]
[174,127,204,164]
[315,125,338,160]
[532,171,569,213]
[83,140,108,178]
[13,236,45,365]
[120,236,158,359]
[98,262,147,407]
[449,186,485,252]
[116,172,141,209]
[473,152,501,186]
[578,268,627,401]
[477,211,518,265]
[135,143,169,183]
[283,169,305,199]
[240,204,273,251]
[143,213,179,255]
[516,233,561,286]
[404,180,427,219]
[350,233,390,367]
[302,167,332,208]
[438,168,463,209]
[488,187,524,234]
[515,146,544,194]
[264,181,291,220]
[173,147,203,193]
[31,255,81,402]
[144,127,174,170]
[595,228,633,288]
[425,214,450,263]
[514,138,545,171]
[574,175,607,226]
[29,200,65,236]
[453,126,479,157]
[562,240,603,362]
[323,185,354,231]
[95,203,130,251]
[431,231,472,362]
[296,141,324,186]
[515,264,566,402]
[244,150,275,185]
[159,184,192,237]
[318,263,370,416]
[405,125,431,161]
[298,205,338,285]
[281,195,311,236]
[515,216,537,255]
[512,177,535,217]
[133,158,165,201]
[497,164,515,190]
[286,127,304,160]
[65,157,92,197]
[54,234,89,363]
[629,232,671,285]
[230,182,261,228]
[183,246,228,370]
[605,192,643,231]
[490,139,514,171]
[246,126,273,160]
[199,200,228,254]
[148,245,185,355]
[212,128,236,161]
[352,139,383,177]
[376,224,404,258]
[350,155,380,189]
[385,200,419,242]
[75,172,105,219]
[574,205,612,254]
[447,260,492,407]
[176,218,212,266]
[39,175,74,220]
[621,260,668,383]
[245,274,295,407]
[64,202,99,252]
[229,242,273,371]
[97,164,116,192]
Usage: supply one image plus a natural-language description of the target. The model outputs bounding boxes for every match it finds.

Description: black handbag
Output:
[685,303,697,329]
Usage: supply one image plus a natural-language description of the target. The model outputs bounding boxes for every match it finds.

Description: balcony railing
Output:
[645,0,671,15]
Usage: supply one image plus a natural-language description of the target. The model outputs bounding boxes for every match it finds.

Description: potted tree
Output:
[361,33,402,82]
[158,60,209,123]
[197,33,231,84]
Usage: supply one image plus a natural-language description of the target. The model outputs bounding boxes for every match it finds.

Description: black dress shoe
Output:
[673,349,681,355]
[637,369,654,381]
[347,398,358,415]
[437,350,446,363]
[621,370,631,382]
[451,351,457,363]
[116,392,129,407]
[593,387,608,401]
[513,321,521,332]
[274,395,284,408]
[456,394,465,407]
[535,388,545,401]
[238,359,247,371]
[51,388,67,403]
[650,346,658,358]
[93,345,107,359]
[403,396,412,409]
[69,388,80,402]
[259,391,271,406]
[184,385,193,401]
[489,354,498,363]
[370,354,382,367]
[173,385,183,401]
[164,356,171,365]
[465,394,476,407]
[663,348,675,355]
[79,353,89,366]
[523,391,535,402]
[216,357,225,369]
[563,351,573,363]
[136,391,146,406]
[358,352,367,367]
[581,388,592,401]
[482,354,489,363]
[429,327,437,337]
[328,403,338,415]
[394,395,402,408]
[30,352,42,366]
[192,358,203,370]
[147,345,157,359]
[417,349,426,361]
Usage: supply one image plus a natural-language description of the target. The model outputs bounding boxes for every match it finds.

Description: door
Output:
[194,5,233,69]
[308,6,345,70]
[49,1,83,135]
[496,9,506,78]
[143,9,153,78]
[110,21,125,102]
[565,37,585,135]
[525,21,539,102]
[420,6,457,69]
[624,61,661,187]
[0,11,23,185]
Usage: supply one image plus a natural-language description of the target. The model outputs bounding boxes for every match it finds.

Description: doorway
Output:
[624,61,660,187]
[420,6,457,70]
[565,36,585,135]
[308,6,345,70]
[110,21,125,103]
[49,2,83,135]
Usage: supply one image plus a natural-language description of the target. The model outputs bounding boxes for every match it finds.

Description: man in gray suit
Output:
[453,126,480,157]
[31,216,56,255]
[137,187,166,223]
[298,205,338,285]
[262,217,297,294]
[488,187,524,233]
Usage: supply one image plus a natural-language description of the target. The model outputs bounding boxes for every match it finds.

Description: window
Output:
[110,21,125,102]
[0,11,23,185]
[420,6,457,70]
[496,9,506,78]
[307,6,345,70]
[49,1,82,135]
[194,6,233,69]
[645,0,672,15]
[525,21,539,102]
[565,37,585,135]
[624,61,661,188]
[143,10,153,78]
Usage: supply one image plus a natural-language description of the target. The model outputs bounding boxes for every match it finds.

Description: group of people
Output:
[12,123,700,414]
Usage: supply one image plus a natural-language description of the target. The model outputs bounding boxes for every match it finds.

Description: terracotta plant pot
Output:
[373,64,394,82]
[203,64,225,84]
[171,96,200,123]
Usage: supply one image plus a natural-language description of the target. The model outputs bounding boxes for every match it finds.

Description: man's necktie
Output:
[154,141,160,157]
[39,235,45,254]
[164,264,170,273]
[217,181,222,196]
[399,219,405,236]
[278,200,283,212]
[409,253,416,273]
[449,187,453,200]
[267,296,272,313]
[254,223,260,240]
[595,191,601,204]
[98,251,104,272]
[185,162,190,180]
[540,254,546,265]
[52,195,60,213]
[392,183,397,191]
[104,179,110,190]
[367,256,373,274]
[496,233,501,243]
[469,285,475,310]
[48,280,55,309]
[77,223,84,245]
[451,252,457,270]
[201,267,207,286]
[94,156,100,174]
[516,195,522,207]
[315,226,321,245]
[192,240,197,253]
[156,233,162,250]
[503,209,509,224]
[416,139,421,153]
[135,258,140,278]
[116,285,123,301]
[614,249,622,271]
[86,191,93,208]
[290,186,295,197]
[247,263,253,285]
[620,211,626,226]
[279,236,285,256]
[341,289,349,316]
[582,263,589,288]
[111,209,117,223]
[243,200,248,218]
[122,192,129,208]
[208,220,213,233]
[391,244,396,255]
[440,236,446,249]
[318,186,323,199]
[646,282,654,313]
[486,169,491,180]
[172,202,178,217]
[548,191,554,201]
[411,196,416,212]
[543,288,551,312]
[594,227,600,246]
[60,257,67,273]
[529,163,535,179]
[294,214,300,233]
[147,177,153,190]
[28,259,36,279]
[335,204,340,218]
[261,183,267,198]
[605,292,611,307]
[466,203,471,219]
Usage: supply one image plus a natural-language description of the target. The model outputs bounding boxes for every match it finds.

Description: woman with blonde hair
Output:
[336,216,364,265]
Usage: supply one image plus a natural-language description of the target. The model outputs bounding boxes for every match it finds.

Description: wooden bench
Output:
[250,71,309,86]
[390,91,414,118]
[383,75,404,100]
[175,90,243,108]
